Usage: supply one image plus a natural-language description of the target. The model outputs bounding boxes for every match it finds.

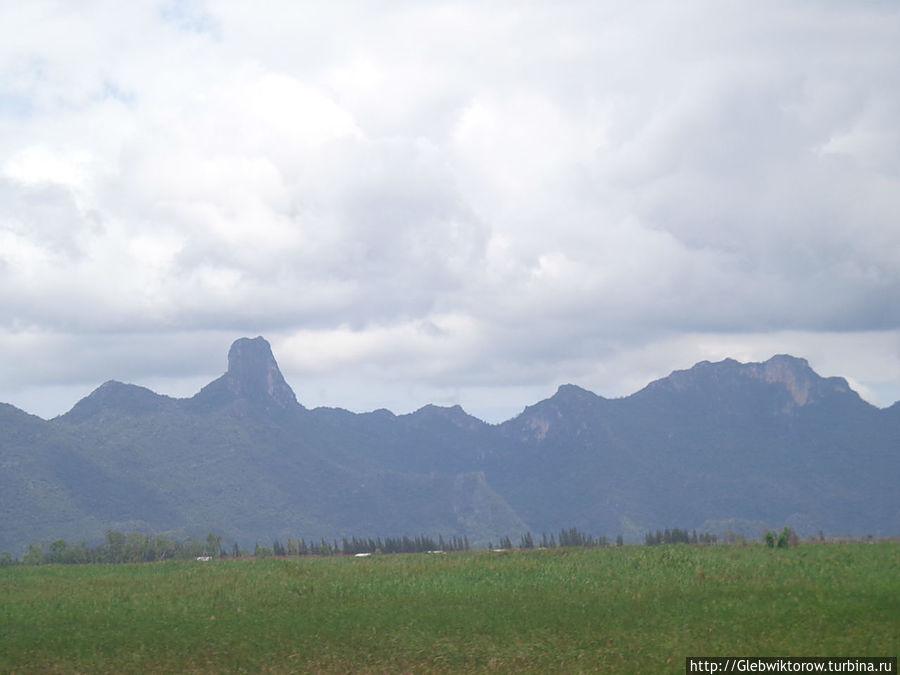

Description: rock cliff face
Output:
[191,336,299,411]
[633,354,866,417]
[743,354,856,408]
[223,336,298,408]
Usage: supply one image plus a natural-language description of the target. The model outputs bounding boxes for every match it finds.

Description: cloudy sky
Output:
[1,0,899,422]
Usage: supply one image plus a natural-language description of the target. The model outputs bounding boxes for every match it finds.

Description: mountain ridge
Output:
[1,338,896,555]
[33,349,897,429]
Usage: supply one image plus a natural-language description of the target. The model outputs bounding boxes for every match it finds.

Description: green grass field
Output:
[1,543,897,673]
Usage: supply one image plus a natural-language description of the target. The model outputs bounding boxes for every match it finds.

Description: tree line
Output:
[263,533,471,558]
[1,530,475,566]
[644,527,718,546]
[1,531,228,566]
[494,527,614,550]
[1,524,752,566]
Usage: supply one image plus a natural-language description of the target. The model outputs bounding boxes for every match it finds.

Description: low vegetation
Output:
[1,541,896,673]
[3,526,627,565]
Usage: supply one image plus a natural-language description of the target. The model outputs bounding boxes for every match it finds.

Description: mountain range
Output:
[1,336,897,554]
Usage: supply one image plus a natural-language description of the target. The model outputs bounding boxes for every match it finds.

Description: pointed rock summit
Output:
[193,336,298,411]
[224,336,298,408]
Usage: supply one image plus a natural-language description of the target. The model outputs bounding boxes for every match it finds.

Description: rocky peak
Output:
[639,354,859,411]
[642,358,742,394]
[744,355,818,406]
[225,337,297,407]
[193,336,298,411]
[505,383,605,442]
[407,403,485,431]
[553,383,600,403]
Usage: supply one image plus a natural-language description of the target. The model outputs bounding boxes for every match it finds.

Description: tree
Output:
[155,534,174,561]
[125,532,153,562]
[105,531,126,563]
[254,544,273,557]
[183,536,204,559]
[70,541,91,564]
[205,533,223,558]
[48,539,70,564]
[23,542,44,566]
[777,527,792,549]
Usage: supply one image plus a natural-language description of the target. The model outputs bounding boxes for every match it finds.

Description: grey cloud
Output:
[0,179,92,258]
[1,0,899,420]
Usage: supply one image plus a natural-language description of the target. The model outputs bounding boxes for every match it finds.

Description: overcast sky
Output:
[1,0,899,422]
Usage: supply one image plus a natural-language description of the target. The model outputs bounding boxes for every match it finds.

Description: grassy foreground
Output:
[1,543,897,673]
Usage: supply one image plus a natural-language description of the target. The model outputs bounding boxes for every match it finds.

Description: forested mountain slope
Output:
[1,337,896,554]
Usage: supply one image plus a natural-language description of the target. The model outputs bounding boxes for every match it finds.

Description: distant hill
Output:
[1,337,897,554]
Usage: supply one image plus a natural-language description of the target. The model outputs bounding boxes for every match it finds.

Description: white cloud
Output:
[1,0,899,420]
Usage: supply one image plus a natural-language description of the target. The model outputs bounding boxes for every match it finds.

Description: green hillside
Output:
[1,338,897,555]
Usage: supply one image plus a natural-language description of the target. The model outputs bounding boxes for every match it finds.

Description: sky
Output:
[1,0,899,423]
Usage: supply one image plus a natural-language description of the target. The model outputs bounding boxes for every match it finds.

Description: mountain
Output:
[492,355,897,540]
[189,336,299,413]
[1,338,897,554]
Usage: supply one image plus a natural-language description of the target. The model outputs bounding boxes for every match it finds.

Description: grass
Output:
[1,543,897,673]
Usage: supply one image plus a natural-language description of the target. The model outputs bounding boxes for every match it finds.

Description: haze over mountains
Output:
[1,337,897,555]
